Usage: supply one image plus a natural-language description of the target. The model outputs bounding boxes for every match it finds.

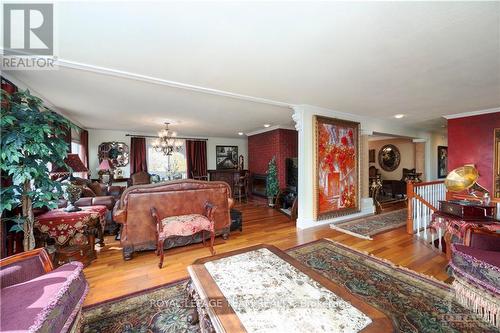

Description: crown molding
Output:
[442,107,500,120]
[246,125,296,136]
[55,59,294,109]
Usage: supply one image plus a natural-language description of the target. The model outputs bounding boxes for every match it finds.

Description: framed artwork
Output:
[216,145,238,169]
[369,149,375,163]
[437,146,448,179]
[314,116,360,220]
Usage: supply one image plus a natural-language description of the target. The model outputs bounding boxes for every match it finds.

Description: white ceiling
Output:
[5,1,500,137]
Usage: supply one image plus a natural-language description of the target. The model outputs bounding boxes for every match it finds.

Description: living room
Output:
[1,2,499,332]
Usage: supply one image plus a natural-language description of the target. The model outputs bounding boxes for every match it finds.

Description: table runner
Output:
[35,205,106,245]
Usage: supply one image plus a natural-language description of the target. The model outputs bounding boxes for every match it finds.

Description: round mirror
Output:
[378,144,401,171]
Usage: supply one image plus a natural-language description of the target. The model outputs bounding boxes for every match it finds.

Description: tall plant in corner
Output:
[266,156,279,207]
[1,89,71,250]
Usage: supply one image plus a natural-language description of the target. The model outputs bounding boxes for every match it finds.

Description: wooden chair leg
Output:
[209,230,216,256]
[158,239,165,269]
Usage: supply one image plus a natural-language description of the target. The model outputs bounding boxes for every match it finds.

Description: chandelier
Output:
[152,122,183,155]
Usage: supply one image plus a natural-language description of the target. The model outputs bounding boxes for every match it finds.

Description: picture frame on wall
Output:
[216,145,238,169]
[437,146,448,179]
[313,115,360,220]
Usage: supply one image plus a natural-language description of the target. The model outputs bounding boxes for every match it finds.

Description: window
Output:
[147,139,187,180]
[71,141,81,155]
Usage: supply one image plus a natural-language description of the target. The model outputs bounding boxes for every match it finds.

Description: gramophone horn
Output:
[444,165,479,192]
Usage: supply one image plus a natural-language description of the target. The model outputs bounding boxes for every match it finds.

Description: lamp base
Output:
[64,203,82,212]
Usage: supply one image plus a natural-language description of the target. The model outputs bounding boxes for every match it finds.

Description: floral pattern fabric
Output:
[35,206,106,245]
[160,214,213,238]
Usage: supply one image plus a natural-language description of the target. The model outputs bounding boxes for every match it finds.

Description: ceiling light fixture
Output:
[264,124,271,128]
[152,122,183,156]
[394,114,405,119]
[238,132,244,136]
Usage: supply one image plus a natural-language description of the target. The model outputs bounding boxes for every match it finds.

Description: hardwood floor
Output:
[83,199,449,306]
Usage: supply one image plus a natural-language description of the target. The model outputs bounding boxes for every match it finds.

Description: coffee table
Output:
[187,244,393,333]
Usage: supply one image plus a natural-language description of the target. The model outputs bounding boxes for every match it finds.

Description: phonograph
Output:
[439,165,495,220]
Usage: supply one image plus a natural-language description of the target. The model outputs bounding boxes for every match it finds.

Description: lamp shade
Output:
[98,159,113,171]
[51,154,88,175]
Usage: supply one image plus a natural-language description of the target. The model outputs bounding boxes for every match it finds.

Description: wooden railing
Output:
[406,180,446,241]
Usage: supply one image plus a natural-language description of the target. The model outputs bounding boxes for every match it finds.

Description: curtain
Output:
[130,137,148,174]
[186,140,207,178]
[79,130,89,178]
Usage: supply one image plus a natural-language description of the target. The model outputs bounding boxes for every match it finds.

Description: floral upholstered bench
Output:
[150,202,217,268]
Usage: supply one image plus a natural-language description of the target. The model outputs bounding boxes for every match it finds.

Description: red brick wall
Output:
[448,112,500,193]
[248,129,298,188]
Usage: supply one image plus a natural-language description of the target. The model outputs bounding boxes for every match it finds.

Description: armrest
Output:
[228,198,234,209]
[113,200,126,224]
[0,248,54,288]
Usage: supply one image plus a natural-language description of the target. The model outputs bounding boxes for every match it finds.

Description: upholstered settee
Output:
[449,229,500,329]
[0,248,88,333]
[113,180,233,260]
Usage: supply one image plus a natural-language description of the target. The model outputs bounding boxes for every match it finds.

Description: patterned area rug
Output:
[82,239,497,333]
[330,209,407,239]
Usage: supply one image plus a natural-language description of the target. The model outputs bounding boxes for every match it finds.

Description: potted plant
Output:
[1,89,71,250]
[266,156,279,207]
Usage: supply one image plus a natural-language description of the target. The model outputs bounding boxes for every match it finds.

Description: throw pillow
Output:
[81,186,96,197]
[88,182,104,196]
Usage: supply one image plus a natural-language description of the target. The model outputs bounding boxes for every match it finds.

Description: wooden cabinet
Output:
[208,170,247,197]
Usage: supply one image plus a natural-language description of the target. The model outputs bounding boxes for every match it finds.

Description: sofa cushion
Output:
[88,182,104,196]
[160,214,212,238]
[0,262,88,333]
[81,186,96,197]
[0,255,46,288]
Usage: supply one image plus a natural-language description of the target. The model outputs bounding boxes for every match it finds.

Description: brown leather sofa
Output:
[113,180,233,260]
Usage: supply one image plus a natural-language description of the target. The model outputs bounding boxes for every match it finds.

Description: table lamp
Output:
[98,159,113,184]
[51,154,89,212]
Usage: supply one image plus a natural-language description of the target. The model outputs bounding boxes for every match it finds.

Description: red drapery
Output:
[130,137,148,174]
[186,140,207,179]
[79,129,89,178]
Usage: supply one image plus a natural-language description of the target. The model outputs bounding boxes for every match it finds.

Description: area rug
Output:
[82,239,497,333]
[330,209,407,239]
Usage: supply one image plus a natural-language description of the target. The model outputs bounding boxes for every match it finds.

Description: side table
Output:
[35,205,107,267]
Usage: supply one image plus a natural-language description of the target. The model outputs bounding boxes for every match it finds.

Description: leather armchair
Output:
[128,171,151,186]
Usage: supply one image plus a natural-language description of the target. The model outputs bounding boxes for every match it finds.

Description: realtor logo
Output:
[3,3,53,56]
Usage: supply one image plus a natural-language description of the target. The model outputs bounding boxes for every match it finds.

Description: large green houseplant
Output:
[1,89,71,250]
[266,156,279,207]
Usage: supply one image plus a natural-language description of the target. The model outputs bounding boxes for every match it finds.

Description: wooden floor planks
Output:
[83,199,449,306]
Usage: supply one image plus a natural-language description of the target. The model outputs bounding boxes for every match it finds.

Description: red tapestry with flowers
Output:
[315,116,359,219]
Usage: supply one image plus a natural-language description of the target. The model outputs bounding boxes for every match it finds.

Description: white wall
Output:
[87,129,248,178]
[293,104,434,230]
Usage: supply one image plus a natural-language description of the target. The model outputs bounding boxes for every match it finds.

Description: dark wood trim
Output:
[0,247,54,272]
[189,244,394,333]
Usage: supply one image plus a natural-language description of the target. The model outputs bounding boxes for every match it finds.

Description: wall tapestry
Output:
[437,146,448,179]
[216,145,238,169]
[314,116,360,220]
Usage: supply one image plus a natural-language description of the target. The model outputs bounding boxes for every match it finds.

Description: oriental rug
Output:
[82,239,497,333]
[330,209,407,239]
